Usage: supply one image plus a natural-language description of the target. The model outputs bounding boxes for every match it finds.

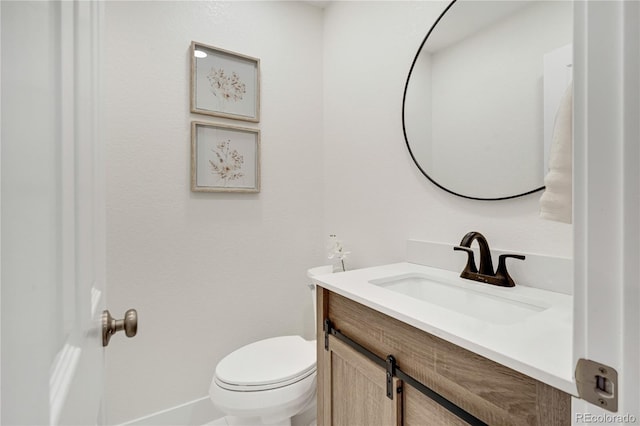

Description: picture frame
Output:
[190,41,260,122]
[191,122,261,193]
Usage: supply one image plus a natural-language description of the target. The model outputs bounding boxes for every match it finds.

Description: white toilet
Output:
[209,266,332,426]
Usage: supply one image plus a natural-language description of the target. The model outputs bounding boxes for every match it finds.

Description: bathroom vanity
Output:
[313,263,575,425]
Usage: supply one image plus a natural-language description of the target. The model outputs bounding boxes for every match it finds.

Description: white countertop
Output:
[313,262,577,396]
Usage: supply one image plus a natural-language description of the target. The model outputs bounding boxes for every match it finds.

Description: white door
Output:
[573,0,640,423]
[0,1,124,424]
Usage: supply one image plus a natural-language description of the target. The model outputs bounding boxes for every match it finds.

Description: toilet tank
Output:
[306,265,333,323]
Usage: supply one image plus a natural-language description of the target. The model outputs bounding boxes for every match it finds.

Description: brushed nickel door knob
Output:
[102,309,138,347]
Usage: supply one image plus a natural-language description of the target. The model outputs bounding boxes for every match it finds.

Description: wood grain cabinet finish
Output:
[316,288,571,426]
[323,335,402,426]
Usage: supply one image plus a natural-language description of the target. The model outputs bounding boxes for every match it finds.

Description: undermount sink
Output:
[369,273,550,325]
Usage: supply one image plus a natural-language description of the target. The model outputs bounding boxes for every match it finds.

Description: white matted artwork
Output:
[191,122,260,193]
[190,41,260,122]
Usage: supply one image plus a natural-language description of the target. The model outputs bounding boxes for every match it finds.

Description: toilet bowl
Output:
[209,266,332,426]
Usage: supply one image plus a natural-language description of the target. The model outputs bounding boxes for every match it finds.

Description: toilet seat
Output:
[214,336,316,392]
[210,368,316,424]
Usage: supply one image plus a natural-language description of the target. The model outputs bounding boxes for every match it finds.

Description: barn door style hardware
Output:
[575,358,618,412]
[386,355,397,399]
[324,318,488,426]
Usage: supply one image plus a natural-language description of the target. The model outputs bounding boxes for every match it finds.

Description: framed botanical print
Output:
[191,122,260,193]
[190,41,260,122]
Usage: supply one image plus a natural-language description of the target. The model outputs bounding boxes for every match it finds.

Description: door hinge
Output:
[575,358,618,412]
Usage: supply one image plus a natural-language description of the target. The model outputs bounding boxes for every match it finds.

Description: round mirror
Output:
[402,0,573,200]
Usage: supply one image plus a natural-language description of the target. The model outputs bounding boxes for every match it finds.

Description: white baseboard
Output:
[117,396,220,426]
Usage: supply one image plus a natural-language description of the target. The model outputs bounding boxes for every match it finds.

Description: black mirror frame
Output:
[401,0,546,201]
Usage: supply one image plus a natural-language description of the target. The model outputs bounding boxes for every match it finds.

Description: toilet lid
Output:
[215,336,316,390]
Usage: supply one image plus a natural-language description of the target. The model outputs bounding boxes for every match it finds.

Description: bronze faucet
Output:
[453,231,525,287]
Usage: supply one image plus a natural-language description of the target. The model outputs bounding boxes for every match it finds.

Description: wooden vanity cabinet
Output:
[316,288,571,426]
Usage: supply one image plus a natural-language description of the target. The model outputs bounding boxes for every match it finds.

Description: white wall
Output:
[323,1,572,270]
[104,1,324,423]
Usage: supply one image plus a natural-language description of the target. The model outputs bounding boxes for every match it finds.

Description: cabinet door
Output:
[322,335,402,426]
[404,385,468,426]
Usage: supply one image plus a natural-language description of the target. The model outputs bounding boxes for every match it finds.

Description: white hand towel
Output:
[540,84,572,224]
